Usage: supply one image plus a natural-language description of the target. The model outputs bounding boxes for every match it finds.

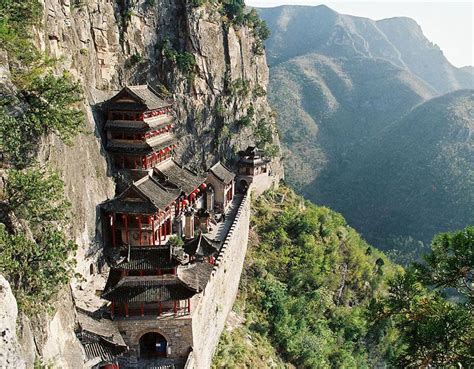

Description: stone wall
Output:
[115,315,193,358]
[237,171,279,197]
[190,194,251,368]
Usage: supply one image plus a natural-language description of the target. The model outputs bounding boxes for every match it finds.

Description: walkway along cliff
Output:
[74,85,280,368]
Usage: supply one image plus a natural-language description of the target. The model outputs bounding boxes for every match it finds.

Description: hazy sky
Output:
[247,1,473,67]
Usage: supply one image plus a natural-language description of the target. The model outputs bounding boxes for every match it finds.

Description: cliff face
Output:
[43,0,281,169]
[1,0,282,367]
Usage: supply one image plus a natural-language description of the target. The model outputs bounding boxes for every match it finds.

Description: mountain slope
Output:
[269,52,435,188]
[314,90,474,251]
[377,17,474,93]
[260,5,474,93]
[213,186,398,368]
[259,4,473,258]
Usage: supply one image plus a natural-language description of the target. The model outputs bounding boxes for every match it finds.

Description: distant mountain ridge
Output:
[258,4,474,258]
[261,5,474,94]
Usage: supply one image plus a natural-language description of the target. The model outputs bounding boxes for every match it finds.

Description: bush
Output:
[0,167,76,313]
[0,72,84,167]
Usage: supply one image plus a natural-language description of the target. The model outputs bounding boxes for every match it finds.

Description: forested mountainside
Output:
[258,5,474,259]
[213,187,474,368]
[317,90,474,261]
[0,0,281,366]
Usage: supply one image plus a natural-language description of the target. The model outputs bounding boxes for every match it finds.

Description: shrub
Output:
[0,72,84,167]
[0,167,76,313]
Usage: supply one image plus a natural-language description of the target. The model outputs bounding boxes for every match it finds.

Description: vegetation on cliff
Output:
[0,0,83,314]
[213,187,473,368]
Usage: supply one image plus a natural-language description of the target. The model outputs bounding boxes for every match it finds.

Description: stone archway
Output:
[139,332,167,358]
[239,179,249,193]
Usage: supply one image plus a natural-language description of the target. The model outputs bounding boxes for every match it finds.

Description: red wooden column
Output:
[124,303,129,317]
[158,301,162,316]
[137,216,142,246]
[173,300,177,315]
[110,213,116,247]
[122,215,129,245]
[151,215,155,245]
[140,303,144,317]
[187,298,191,313]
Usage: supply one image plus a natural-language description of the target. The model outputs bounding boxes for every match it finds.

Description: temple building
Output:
[85,85,253,367]
[205,162,235,212]
[102,85,177,171]
[236,146,272,195]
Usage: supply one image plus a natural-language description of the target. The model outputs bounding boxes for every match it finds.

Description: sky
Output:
[246,1,473,68]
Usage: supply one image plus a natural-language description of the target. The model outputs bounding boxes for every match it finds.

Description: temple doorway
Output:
[139,332,167,358]
[239,179,249,193]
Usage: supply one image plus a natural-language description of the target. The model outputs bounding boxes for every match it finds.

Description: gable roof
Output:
[183,233,221,257]
[109,246,181,271]
[101,175,180,214]
[154,160,205,194]
[102,276,197,303]
[76,310,127,364]
[106,133,177,154]
[208,162,235,184]
[178,262,214,292]
[104,85,172,112]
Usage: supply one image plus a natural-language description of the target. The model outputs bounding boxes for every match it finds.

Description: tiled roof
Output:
[183,234,220,257]
[104,85,172,111]
[77,310,126,347]
[105,115,173,133]
[136,176,180,210]
[76,311,127,364]
[127,85,171,110]
[178,262,214,292]
[154,160,205,194]
[111,246,180,270]
[208,162,235,184]
[81,333,127,363]
[101,175,180,214]
[102,276,197,303]
[106,134,177,154]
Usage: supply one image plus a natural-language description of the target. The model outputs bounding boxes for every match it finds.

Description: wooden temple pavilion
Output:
[237,146,270,176]
[103,85,177,170]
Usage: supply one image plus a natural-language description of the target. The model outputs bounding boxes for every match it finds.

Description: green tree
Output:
[0,167,76,312]
[0,224,77,312]
[419,226,474,305]
[0,72,84,167]
[3,166,70,227]
[375,270,474,367]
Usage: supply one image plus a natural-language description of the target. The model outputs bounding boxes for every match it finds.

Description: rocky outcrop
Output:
[0,0,282,367]
[0,275,26,369]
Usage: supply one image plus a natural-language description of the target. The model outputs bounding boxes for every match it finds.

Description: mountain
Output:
[258,5,474,256]
[269,53,435,188]
[260,5,474,93]
[315,90,474,251]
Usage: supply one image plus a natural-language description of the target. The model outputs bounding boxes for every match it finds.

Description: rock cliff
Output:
[0,0,282,367]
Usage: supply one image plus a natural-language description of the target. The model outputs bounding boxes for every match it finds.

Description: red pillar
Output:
[124,303,129,317]
[140,303,144,317]
[123,214,129,245]
[174,300,177,315]
[110,213,116,247]
[137,216,142,246]
[188,298,191,313]
[159,301,162,316]
[151,215,155,245]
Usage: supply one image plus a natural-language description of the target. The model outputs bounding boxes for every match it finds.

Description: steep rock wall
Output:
[1,0,282,367]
